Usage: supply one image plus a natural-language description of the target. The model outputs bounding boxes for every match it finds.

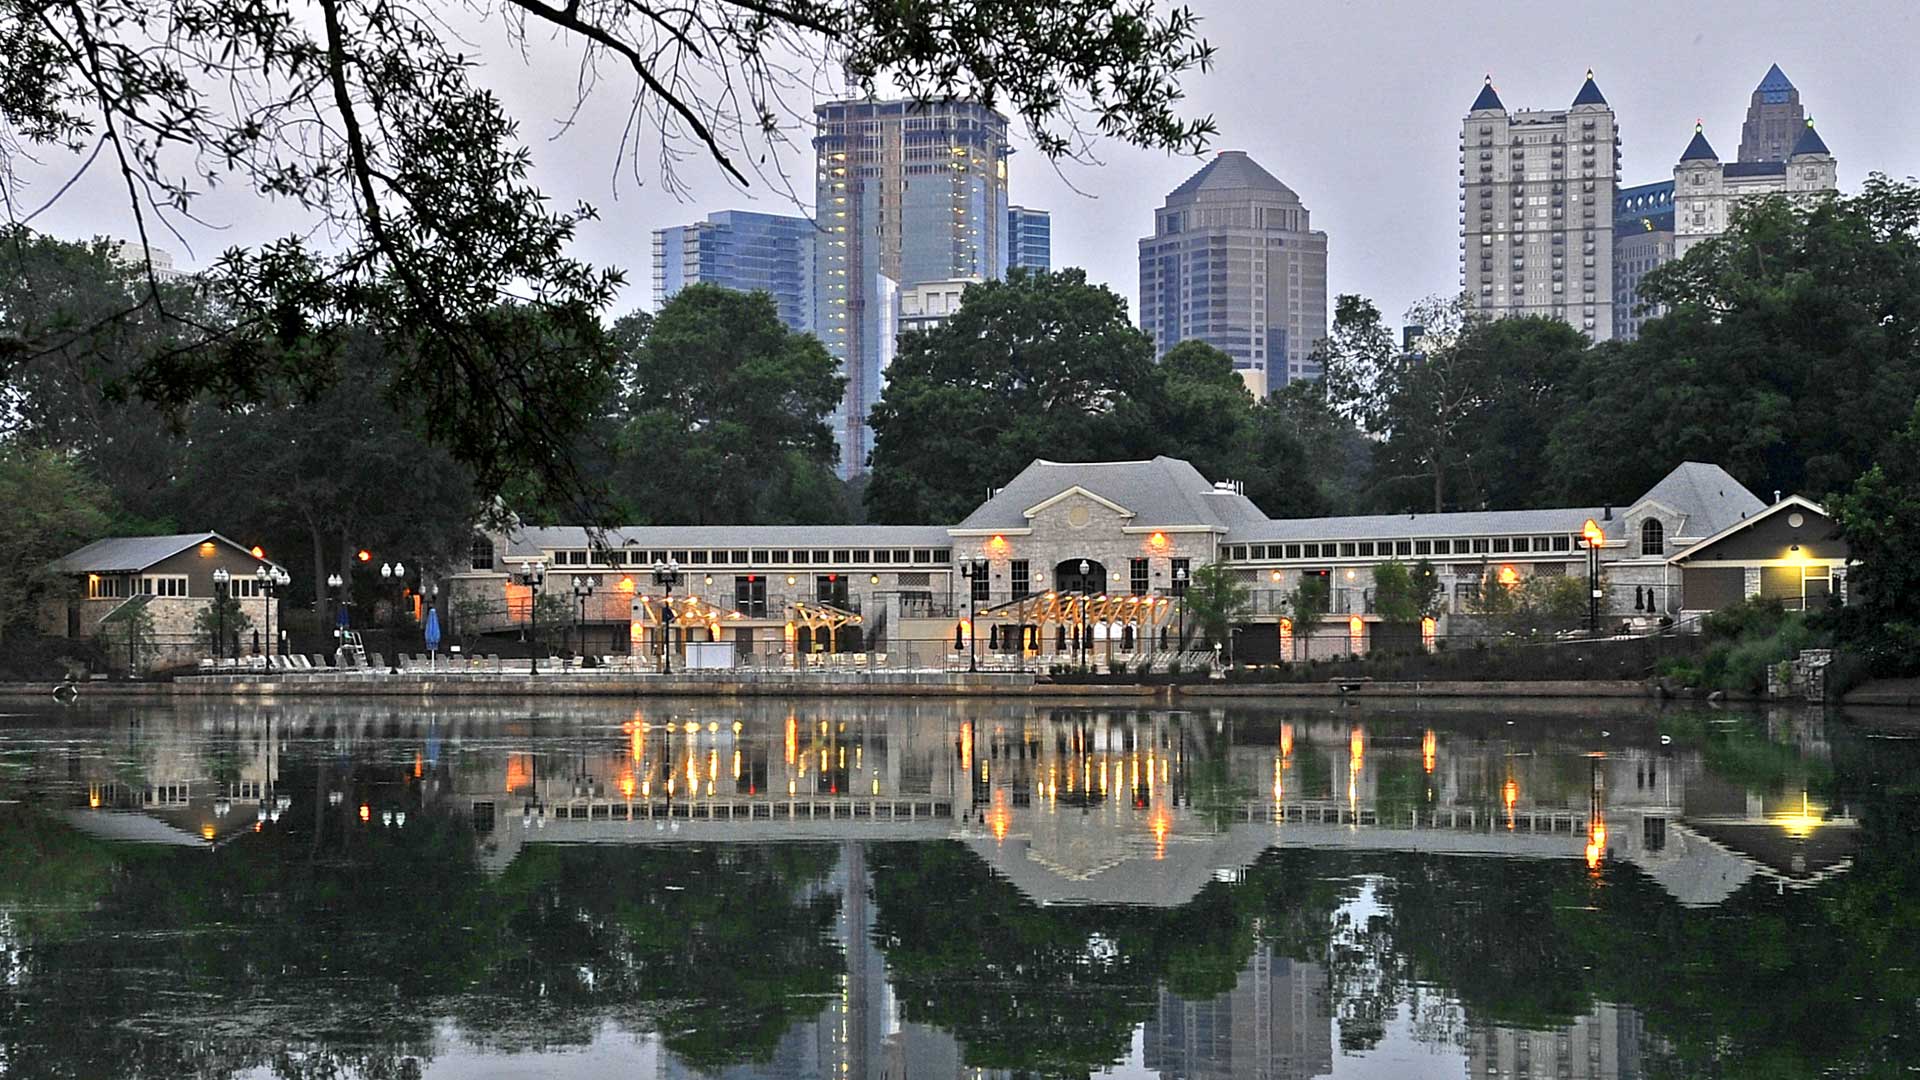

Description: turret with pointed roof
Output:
[1680,123,1719,163]
[1790,118,1831,158]
[1469,75,1503,113]
[1571,69,1607,108]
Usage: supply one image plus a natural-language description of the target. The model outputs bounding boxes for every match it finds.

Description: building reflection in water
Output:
[9,699,1864,1080]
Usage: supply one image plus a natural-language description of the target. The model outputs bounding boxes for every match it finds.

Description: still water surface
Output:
[0,697,1915,1079]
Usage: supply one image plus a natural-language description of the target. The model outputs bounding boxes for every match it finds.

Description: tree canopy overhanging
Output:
[0,0,1216,502]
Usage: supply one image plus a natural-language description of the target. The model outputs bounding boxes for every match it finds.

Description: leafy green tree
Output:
[1183,561,1250,650]
[1371,560,1442,624]
[2,1,1215,505]
[191,592,253,658]
[1830,398,1920,675]
[0,445,110,640]
[1550,176,1920,505]
[607,286,845,524]
[1285,574,1330,660]
[865,269,1162,522]
[1256,381,1371,516]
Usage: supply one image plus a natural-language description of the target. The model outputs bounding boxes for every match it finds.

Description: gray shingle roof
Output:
[956,457,1259,531]
[1167,151,1297,201]
[48,532,244,574]
[1226,506,1609,545]
[505,524,953,559]
[1630,462,1765,537]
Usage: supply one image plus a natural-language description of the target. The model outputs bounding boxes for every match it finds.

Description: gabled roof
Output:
[1225,505,1609,546]
[1167,150,1297,201]
[504,524,953,560]
[48,532,271,575]
[1469,77,1503,113]
[1756,63,1795,94]
[1571,70,1608,107]
[1791,120,1830,157]
[1667,494,1828,564]
[1680,125,1719,162]
[1631,462,1766,538]
[955,457,1260,532]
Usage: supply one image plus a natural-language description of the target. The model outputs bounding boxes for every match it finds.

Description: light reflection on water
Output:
[0,697,1913,1080]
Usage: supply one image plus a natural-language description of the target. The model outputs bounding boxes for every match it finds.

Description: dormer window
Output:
[1640,518,1665,556]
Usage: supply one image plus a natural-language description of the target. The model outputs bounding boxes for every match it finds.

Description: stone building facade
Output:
[41,532,287,669]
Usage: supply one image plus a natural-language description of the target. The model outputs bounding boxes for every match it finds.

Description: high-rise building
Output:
[1612,181,1675,341]
[1673,119,1836,258]
[650,210,816,334]
[1007,206,1051,273]
[1739,64,1807,164]
[1142,944,1334,1080]
[1137,150,1329,397]
[897,277,979,337]
[813,99,1011,476]
[1461,72,1620,341]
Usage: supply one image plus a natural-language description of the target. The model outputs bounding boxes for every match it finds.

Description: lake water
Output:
[1,696,1915,1079]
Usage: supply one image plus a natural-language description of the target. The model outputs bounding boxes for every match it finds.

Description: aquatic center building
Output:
[454,457,1848,664]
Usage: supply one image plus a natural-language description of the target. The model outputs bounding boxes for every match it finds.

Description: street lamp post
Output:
[379,561,410,626]
[572,577,597,660]
[516,560,547,675]
[1581,519,1605,635]
[1077,559,1092,671]
[1174,565,1189,652]
[212,568,231,661]
[254,564,290,657]
[651,559,681,675]
[325,572,344,662]
[959,560,983,673]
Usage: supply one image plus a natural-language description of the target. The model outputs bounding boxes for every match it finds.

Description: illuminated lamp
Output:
[786,576,796,585]
[870,575,880,584]
[988,535,1009,554]
[1148,532,1168,550]
[357,549,373,563]
[704,575,713,586]
[198,541,217,558]
[1497,565,1520,586]
[250,545,265,559]
[617,576,636,593]
[358,804,371,822]
[1269,569,1282,582]
[1581,519,1605,548]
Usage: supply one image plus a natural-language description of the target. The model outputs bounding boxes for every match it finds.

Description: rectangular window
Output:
[832,550,851,564]
[141,575,189,598]
[751,550,769,564]
[734,576,768,618]
[873,549,891,563]
[770,550,789,564]
[1414,540,1432,555]
[912,549,933,564]
[853,550,871,563]
[1553,536,1573,552]
[1302,544,1320,559]
[1228,545,1247,560]
[1010,560,1030,599]
[1131,558,1150,595]
[971,567,991,603]
[1491,538,1510,554]
[1339,543,1357,558]
[470,536,494,571]
[228,577,262,599]
[670,550,690,564]
[1284,544,1301,559]
[1472,538,1491,554]
[1357,542,1375,557]
[893,549,912,563]
[815,575,849,607]
[1395,541,1413,556]
[933,549,951,563]
[730,551,749,565]
[1511,537,1531,553]
[689,550,710,565]
[1171,558,1191,596]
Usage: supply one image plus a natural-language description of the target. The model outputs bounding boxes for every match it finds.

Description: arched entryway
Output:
[1053,558,1108,595]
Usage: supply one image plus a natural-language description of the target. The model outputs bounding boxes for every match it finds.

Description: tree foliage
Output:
[1372,559,1443,624]
[0,445,110,640]
[606,285,844,525]
[1830,399,1920,675]
[1183,561,1249,649]
[1,0,1215,506]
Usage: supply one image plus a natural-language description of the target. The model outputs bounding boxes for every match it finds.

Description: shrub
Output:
[1166,660,1183,677]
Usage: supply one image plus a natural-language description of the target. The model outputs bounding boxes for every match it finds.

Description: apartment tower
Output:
[651,210,816,334]
[813,99,1010,476]
[1138,150,1329,396]
[1461,72,1620,340]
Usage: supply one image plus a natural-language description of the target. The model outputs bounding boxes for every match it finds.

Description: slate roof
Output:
[1571,71,1608,107]
[505,524,954,559]
[1167,150,1297,201]
[1791,121,1830,156]
[956,457,1262,532]
[1680,126,1719,162]
[1225,506,1610,546]
[1469,78,1504,113]
[48,532,268,574]
[1630,462,1766,537]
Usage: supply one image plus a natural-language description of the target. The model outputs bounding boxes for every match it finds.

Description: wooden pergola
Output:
[786,600,863,658]
[629,594,746,657]
[970,591,1176,664]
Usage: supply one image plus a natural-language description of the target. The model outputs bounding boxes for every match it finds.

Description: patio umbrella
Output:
[424,606,442,668]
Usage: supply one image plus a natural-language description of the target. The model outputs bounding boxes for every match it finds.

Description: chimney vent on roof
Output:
[1603,505,1612,521]
[1773,489,1782,503]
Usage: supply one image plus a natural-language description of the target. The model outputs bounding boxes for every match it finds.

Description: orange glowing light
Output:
[414,752,423,779]
[1497,565,1520,586]
[959,721,973,773]
[1422,730,1437,774]
[988,535,1009,553]
[617,576,636,593]
[250,545,266,559]
[357,549,373,563]
[201,824,217,841]
[358,804,371,822]
[1503,778,1518,808]
[1150,810,1171,858]
[1582,519,1605,548]
[959,619,973,638]
[1148,532,1168,550]
[1586,822,1607,869]
[1349,728,1365,765]
[621,775,636,799]
[1280,724,1294,759]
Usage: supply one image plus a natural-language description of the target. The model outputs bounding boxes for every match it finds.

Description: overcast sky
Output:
[20,0,1920,331]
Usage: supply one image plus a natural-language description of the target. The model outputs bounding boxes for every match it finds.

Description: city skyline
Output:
[16,2,1916,336]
